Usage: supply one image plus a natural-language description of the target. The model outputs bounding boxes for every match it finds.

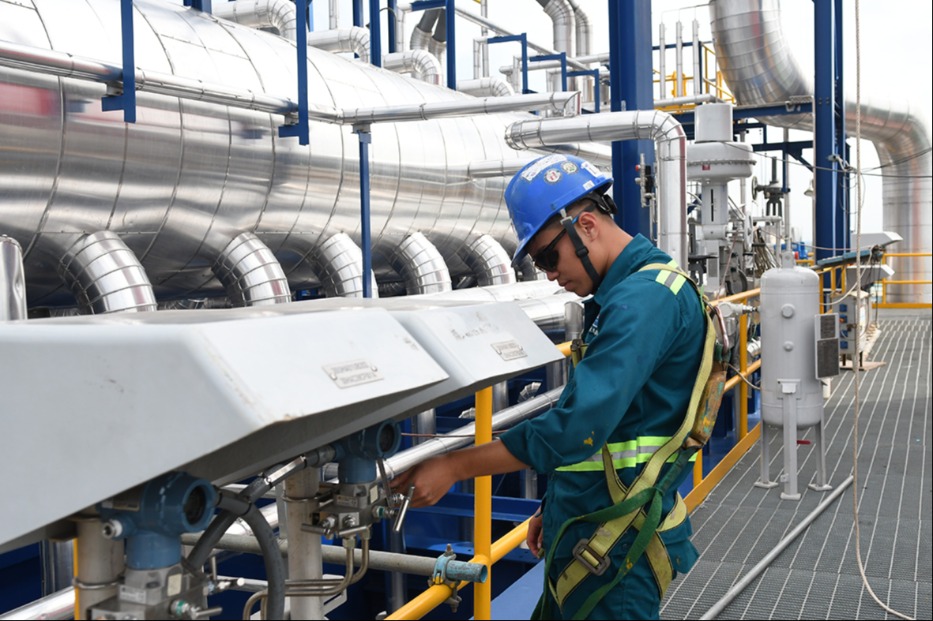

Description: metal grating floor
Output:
[662,311,932,620]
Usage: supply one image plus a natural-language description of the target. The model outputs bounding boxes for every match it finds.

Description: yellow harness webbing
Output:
[542,262,717,620]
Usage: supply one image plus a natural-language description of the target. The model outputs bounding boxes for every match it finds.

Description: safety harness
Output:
[534,262,726,620]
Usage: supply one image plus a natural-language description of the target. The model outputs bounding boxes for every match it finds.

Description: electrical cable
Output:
[849,4,914,618]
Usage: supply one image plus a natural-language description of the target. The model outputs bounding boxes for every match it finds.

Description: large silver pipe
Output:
[457,234,516,286]
[566,0,591,58]
[537,0,575,57]
[56,232,158,314]
[710,0,932,302]
[307,27,371,62]
[505,110,689,270]
[213,232,291,306]
[307,233,376,298]
[2,0,573,308]
[1,236,27,321]
[458,77,514,98]
[389,232,452,295]
[0,587,73,621]
[212,0,298,41]
[383,50,442,85]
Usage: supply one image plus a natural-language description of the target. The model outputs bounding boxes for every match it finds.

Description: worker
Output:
[390,154,709,620]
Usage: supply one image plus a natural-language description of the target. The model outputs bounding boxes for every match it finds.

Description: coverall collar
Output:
[591,234,658,310]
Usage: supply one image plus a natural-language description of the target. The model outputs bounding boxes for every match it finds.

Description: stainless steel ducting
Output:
[537,0,575,56]
[710,0,932,302]
[1,236,27,321]
[213,232,291,306]
[56,231,158,315]
[306,232,377,298]
[0,0,548,309]
[383,50,442,85]
[457,234,516,286]
[458,77,515,98]
[505,110,689,271]
[389,232,452,294]
[212,0,298,41]
[308,27,371,62]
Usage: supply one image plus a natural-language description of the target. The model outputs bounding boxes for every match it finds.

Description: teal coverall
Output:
[501,234,706,620]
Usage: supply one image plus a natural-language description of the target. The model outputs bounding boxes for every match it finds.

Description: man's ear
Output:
[578,210,598,239]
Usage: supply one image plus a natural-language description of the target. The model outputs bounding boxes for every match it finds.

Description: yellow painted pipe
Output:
[474,387,493,620]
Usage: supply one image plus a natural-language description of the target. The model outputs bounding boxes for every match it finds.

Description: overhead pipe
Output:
[1,236,27,321]
[536,0,575,57]
[457,77,514,98]
[306,233,376,298]
[389,232,452,295]
[710,0,931,302]
[383,50,441,85]
[505,110,689,270]
[212,232,291,307]
[307,27,371,62]
[428,8,448,86]
[409,8,440,52]
[566,0,591,57]
[57,231,157,315]
[212,0,298,41]
[457,234,516,286]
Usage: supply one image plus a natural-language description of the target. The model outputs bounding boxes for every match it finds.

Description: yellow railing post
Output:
[473,386,494,620]
[738,313,749,439]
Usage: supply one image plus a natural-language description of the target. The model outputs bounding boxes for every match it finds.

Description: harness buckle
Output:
[572,539,610,576]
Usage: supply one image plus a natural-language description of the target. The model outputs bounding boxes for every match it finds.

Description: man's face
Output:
[526,217,593,296]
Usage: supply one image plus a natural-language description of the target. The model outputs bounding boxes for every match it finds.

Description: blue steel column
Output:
[608,0,655,238]
[388,0,398,53]
[369,0,382,66]
[446,0,456,90]
[278,0,310,145]
[356,126,374,298]
[834,0,849,251]
[814,0,839,262]
[102,0,136,123]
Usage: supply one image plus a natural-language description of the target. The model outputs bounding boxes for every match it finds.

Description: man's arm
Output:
[390,440,529,508]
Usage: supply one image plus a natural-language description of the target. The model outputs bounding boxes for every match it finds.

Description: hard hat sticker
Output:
[581,161,603,177]
[561,161,578,174]
[521,154,568,181]
[544,169,562,183]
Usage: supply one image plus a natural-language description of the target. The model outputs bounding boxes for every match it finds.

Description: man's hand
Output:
[526,510,544,558]
[390,454,458,508]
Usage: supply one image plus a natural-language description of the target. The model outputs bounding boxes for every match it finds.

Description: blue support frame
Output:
[568,69,601,113]
[353,0,364,26]
[278,0,310,145]
[815,0,843,261]
[355,126,374,298]
[182,0,212,12]
[487,34,529,93]
[101,0,137,123]
[411,0,457,90]
[387,0,398,53]
[608,0,654,238]
[834,0,850,252]
[530,52,567,92]
[369,0,382,66]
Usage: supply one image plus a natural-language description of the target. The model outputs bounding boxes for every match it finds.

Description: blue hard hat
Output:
[505,154,612,267]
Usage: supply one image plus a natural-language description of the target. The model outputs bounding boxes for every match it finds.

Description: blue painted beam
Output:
[369,0,382,66]
[488,34,529,94]
[101,0,136,123]
[530,52,567,92]
[278,0,310,145]
[815,0,840,260]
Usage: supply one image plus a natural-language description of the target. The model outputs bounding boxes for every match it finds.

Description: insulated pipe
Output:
[710,0,932,302]
[537,0,575,57]
[389,232,452,295]
[505,110,689,270]
[458,77,514,98]
[307,28,371,62]
[383,50,442,85]
[284,469,324,620]
[0,236,27,321]
[212,0,298,41]
[212,232,291,307]
[307,232,376,298]
[57,232,158,315]
[410,8,440,52]
[457,234,516,286]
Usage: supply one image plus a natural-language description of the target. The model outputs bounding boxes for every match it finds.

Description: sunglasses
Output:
[531,227,568,272]
[529,205,597,272]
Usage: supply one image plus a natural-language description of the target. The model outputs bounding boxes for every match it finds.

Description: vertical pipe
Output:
[445,0,456,89]
[658,23,666,100]
[739,313,749,439]
[473,386,493,620]
[692,19,701,96]
[387,0,397,53]
[74,515,123,620]
[0,236,27,321]
[369,0,382,66]
[675,20,684,98]
[285,469,324,619]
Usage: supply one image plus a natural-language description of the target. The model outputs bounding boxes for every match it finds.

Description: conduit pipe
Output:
[308,27,371,62]
[212,232,291,306]
[389,232,452,295]
[566,0,591,58]
[57,232,157,314]
[457,77,514,98]
[307,233,376,298]
[383,50,442,85]
[1,236,27,321]
[0,40,295,117]
[710,0,931,302]
[409,8,440,53]
[212,0,298,41]
[699,475,854,620]
[537,0,575,56]
[457,234,516,286]
[505,110,689,270]
[467,158,532,180]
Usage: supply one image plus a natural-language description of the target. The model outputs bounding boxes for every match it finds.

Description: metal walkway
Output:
[663,310,932,620]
